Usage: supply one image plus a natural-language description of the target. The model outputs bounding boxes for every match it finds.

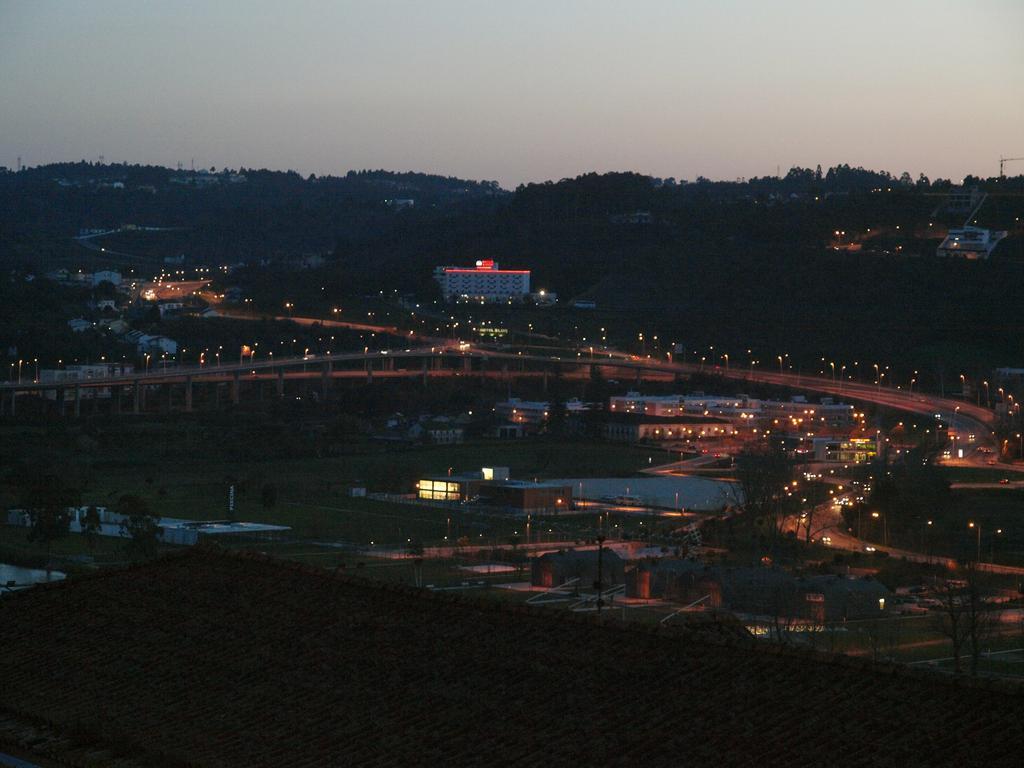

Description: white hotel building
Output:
[434,260,530,302]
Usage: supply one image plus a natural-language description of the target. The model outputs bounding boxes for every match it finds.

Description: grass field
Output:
[1,420,678,549]
[77,437,669,539]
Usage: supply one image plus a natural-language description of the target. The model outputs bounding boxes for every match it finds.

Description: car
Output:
[987,459,997,466]
[864,545,876,552]
[1000,478,1010,484]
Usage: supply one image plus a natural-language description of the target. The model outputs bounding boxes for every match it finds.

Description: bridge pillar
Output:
[73,385,81,417]
[112,385,121,415]
[463,356,471,373]
[384,356,394,372]
[231,371,240,405]
[276,368,285,397]
[321,361,332,399]
[132,380,141,414]
[184,376,193,412]
[57,387,65,416]
[8,391,14,417]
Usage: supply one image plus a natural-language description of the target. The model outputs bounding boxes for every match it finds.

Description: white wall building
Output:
[92,270,122,286]
[936,226,1007,260]
[126,331,178,355]
[608,392,855,429]
[434,260,530,302]
[496,397,587,425]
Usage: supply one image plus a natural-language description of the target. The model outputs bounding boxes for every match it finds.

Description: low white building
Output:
[92,270,122,286]
[609,392,855,429]
[38,363,134,383]
[126,331,178,355]
[496,397,588,425]
[936,226,1007,260]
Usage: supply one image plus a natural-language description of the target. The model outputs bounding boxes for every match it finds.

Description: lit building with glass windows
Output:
[415,467,571,513]
[434,260,530,302]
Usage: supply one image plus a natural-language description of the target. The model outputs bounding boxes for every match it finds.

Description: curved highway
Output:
[0,341,999,444]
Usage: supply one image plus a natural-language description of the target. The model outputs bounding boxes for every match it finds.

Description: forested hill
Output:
[0,163,507,266]
[3,162,1024,370]
[2,162,1023,304]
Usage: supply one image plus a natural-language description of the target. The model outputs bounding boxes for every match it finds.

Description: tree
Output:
[929,568,997,675]
[961,562,1002,676]
[798,480,832,546]
[261,483,278,511]
[546,373,568,435]
[584,364,610,406]
[117,495,162,561]
[80,505,102,551]
[730,446,795,551]
[17,466,77,567]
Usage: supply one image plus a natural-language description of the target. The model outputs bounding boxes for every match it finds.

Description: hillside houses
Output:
[124,330,177,355]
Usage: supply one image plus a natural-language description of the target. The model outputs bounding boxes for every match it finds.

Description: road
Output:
[212,305,441,341]
[143,279,211,301]
[602,352,996,436]
[0,341,1005,442]
[74,225,188,264]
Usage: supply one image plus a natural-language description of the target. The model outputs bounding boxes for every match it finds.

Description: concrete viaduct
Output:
[0,345,996,439]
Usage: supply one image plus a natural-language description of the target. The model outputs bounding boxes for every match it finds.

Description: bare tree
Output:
[962,562,1002,676]
[932,564,1002,676]
[932,577,970,674]
[799,481,833,545]
[730,446,795,549]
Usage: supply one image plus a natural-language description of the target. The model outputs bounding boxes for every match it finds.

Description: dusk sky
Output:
[2,0,1022,187]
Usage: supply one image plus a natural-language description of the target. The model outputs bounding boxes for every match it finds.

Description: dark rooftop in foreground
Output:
[0,548,1021,767]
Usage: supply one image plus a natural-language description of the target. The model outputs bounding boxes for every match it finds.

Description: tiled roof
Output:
[0,548,1020,767]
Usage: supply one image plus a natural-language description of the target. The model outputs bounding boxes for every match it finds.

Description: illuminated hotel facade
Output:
[434,260,530,302]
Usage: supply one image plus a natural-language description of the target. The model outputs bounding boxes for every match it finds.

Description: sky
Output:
[2,0,1023,188]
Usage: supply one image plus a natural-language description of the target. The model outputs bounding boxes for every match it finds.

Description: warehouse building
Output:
[415,467,572,513]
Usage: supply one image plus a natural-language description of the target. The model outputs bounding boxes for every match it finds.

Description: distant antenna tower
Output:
[191,157,195,172]
[177,161,183,171]
[16,156,21,172]
[98,155,105,165]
